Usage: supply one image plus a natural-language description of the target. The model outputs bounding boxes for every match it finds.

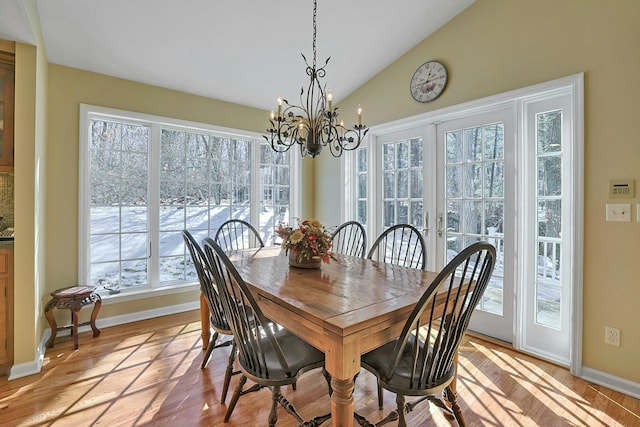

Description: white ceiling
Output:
[0,0,474,111]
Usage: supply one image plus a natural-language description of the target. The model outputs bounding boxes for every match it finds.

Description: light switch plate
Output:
[606,203,631,222]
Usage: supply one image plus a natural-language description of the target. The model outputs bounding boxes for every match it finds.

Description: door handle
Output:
[423,212,429,236]
[437,213,444,238]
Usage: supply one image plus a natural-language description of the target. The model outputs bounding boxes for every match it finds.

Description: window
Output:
[79,105,296,296]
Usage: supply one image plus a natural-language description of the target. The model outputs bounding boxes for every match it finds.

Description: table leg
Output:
[72,301,80,350]
[44,300,58,348]
[330,377,355,427]
[200,294,211,350]
[90,296,102,337]
[325,339,360,427]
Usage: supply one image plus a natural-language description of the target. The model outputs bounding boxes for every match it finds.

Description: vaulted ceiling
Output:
[0,0,474,110]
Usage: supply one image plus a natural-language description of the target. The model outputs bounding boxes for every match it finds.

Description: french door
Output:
[436,109,515,341]
[351,75,582,366]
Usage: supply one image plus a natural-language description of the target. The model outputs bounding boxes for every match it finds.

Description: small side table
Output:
[44,286,102,349]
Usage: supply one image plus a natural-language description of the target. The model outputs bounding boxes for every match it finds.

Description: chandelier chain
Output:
[312,0,317,69]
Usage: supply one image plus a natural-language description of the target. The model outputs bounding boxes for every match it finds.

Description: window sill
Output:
[98,282,200,305]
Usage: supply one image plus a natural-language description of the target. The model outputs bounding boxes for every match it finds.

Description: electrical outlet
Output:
[605,326,620,346]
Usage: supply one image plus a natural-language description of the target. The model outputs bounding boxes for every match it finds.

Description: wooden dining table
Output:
[200,247,458,427]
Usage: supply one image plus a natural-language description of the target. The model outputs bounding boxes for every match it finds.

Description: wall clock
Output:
[410,60,448,103]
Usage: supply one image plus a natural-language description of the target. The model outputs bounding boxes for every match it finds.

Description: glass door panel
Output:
[437,109,514,341]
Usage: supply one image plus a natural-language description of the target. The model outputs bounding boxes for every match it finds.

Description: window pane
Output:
[462,200,482,235]
[484,201,504,234]
[397,170,408,199]
[446,130,462,164]
[383,144,394,170]
[397,201,408,224]
[411,201,423,228]
[463,163,482,198]
[383,202,395,227]
[537,156,562,196]
[446,165,462,198]
[484,161,504,198]
[446,200,461,233]
[537,110,562,153]
[483,123,504,160]
[357,174,367,199]
[357,201,367,225]
[397,141,409,169]
[538,200,562,238]
[383,172,395,199]
[356,147,368,226]
[536,282,561,329]
[464,127,482,162]
[121,233,147,259]
[410,138,423,168]
[410,170,422,199]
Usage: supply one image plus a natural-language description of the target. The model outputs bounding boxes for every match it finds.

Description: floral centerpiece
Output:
[276,218,332,268]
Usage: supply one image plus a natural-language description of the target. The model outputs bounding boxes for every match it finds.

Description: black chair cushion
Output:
[362,335,454,393]
[239,328,324,381]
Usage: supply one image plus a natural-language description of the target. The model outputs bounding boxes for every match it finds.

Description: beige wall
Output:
[13,42,42,365]
[319,0,640,383]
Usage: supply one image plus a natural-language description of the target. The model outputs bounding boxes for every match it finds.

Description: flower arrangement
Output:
[276,218,333,264]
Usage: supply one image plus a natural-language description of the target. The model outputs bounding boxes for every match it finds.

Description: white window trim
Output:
[79,104,301,301]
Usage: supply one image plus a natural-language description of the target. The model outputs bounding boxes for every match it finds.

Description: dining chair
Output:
[366,224,426,269]
[331,220,366,258]
[355,241,496,427]
[214,218,265,252]
[202,237,332,427]
[182,229,238,404]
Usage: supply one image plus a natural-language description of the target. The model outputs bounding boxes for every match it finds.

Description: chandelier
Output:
[264,0,369,158]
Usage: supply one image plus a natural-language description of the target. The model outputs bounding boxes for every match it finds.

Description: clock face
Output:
[410,60,448,103]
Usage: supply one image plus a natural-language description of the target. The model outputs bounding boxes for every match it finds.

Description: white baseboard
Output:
[7,301,199,380]
[581,367,640,399]
[8,333,47,380]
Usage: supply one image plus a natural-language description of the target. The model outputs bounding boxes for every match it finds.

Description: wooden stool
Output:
[44,286,102,349]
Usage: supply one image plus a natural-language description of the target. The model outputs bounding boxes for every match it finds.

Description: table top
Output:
[50,285,97,298]
[229,247,440,342]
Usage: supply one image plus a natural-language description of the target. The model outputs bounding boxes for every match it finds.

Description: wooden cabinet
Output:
[0,248,13,376]
[0,51,15,171]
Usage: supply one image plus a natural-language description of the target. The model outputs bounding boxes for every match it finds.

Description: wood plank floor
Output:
[1,310,638,426]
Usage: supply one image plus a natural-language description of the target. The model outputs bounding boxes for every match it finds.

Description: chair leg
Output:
[274,386,306,425]
[220,341,237,403]
[377,380,383,409]
[396,394,407,427]
[322,367,333,396]
[201,332,219,369]
[269,385,281,427]
[224,374,247,422]
[445,386,466,427]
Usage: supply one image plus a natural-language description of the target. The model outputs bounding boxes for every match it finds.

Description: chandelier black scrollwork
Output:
[264,0,368,158]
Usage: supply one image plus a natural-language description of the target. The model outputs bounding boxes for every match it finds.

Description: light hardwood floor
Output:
[1,310,638,426]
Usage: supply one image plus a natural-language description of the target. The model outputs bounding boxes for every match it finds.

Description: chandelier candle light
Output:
[265,0,369,158]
